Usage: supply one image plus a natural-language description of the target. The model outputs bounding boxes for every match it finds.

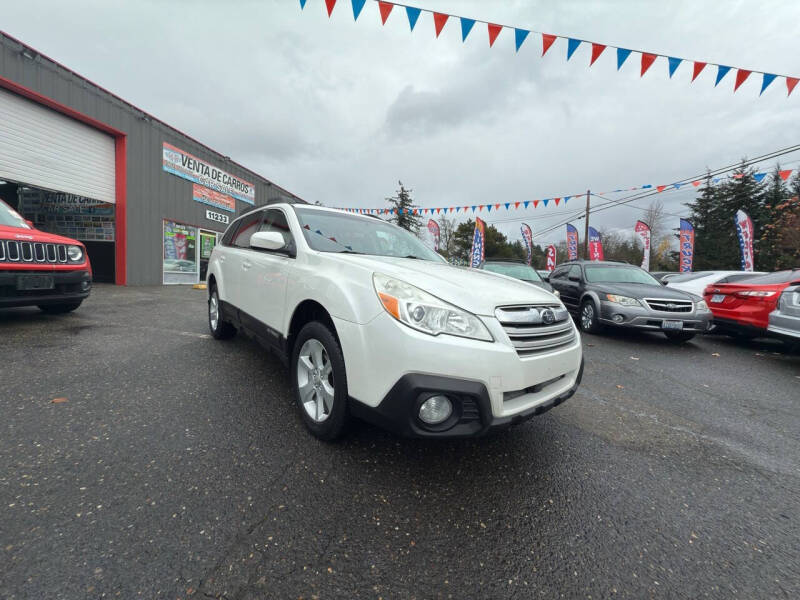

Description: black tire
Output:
[291,321,349,441]
[208,286,236,340]
[579,298,603,334]
[38,301,82,314]
[664,330,696,343]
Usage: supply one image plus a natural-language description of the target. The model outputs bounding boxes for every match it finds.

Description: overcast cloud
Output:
[2,0,798,246]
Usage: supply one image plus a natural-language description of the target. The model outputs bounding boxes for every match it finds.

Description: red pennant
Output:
[733,173,743,179]
[488,24,502,47]
[325,0,337,17]
[734,69,751,92]
[514,201,520,209]
[542,33,556,56]
[494,203,501,210]
[640,53,657,77]
[554,197,561,206]
[691,180,701,187]
[478,205,484,211]
[657,185,666,192]
[433,12,449,37]
[691,61,706,82]
[378,1,393,24]
[590,43,606,66]
[436,208,441,214]
[786,77,799,97]
[533,200,540,208]
[779,169,792,181]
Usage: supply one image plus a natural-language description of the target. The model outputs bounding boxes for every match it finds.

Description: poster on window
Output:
[200,231,217,260]
[163,220,198,284]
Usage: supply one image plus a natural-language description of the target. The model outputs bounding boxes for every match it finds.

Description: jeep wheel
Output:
[38,301,82,314]
[208,287,236,340]
[292,321,349,441]
[664,330,696,343]
[579,299,602,334]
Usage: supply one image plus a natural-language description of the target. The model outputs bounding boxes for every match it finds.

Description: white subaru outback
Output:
[206,203,583,440]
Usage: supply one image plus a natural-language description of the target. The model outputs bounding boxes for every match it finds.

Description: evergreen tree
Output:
[758,166,790,270]
[386,181,420,233]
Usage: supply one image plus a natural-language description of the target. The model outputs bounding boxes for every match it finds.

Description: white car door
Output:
[223,209,266,311]
[238,207,293,341]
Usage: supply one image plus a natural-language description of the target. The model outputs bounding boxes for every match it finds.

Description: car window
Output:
[733,270,800,285]
[232,210,265,248]
[221,219,241,247]
[717,273,756,284]
[0,199,30,228]
[669,271,712,283]
[550,267,567,280]
[259,209,295,251]
[482,262,543,282]
[584,265,661,284]
[568,265,582,280]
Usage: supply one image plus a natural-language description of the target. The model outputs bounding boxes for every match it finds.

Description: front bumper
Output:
[598,300,713,333]
[0,269,92,308]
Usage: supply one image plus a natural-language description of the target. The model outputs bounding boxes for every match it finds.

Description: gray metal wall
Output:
[0,32,302,285]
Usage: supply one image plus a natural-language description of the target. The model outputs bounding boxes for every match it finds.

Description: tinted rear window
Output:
[734,270,800,285]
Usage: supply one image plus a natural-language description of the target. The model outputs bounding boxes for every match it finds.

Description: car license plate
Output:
[662,320,683,330]
[710,294,726,303]
[17,274,54,291]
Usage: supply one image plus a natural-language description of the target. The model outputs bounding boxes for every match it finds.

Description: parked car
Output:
[704,270,800,339]
[548,260,712,342]
[537,269,551,280]
[650,271,681,283]
[0,199,92,312]
[206,203,583,440]
[768,285,800,348]
[477,258,558,296]
[667,270,766,297]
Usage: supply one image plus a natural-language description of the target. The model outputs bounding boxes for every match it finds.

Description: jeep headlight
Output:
[373,273,493,341]
[605,294,641,307]
[67,245,84,262]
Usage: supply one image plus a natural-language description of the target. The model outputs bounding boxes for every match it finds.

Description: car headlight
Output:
[373,273,493,341]
[696,300,710,311]
[67,245,84,262]
[605,294,641,307]
[552,289,560,297]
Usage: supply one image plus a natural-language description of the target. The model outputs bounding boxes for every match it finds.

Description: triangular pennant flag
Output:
[542,33,557,56]
[779,169,792,181]
[351,0,366,20]
[436,208,441,214]
[642,184,652,189]
[668,57,682,78]
[734,69,751,92]
[564,197,570,204]
[692,61,706,82]
[524,201,530,208]
[494,203,501,210]
[754,173,767,183]
[486,205,492,212]
[471,206,477,212]
[478,205,484,211]
[325,0,337,17]
[378,1,393,24]
[674,183,683,189]
[640,53,657,77]
[691,180,701,187]
[514,201,520,209]
[567,38,581,61]
[760,73,777,96]
[300,0,307,9]
[433,12,449,37]
[460,17,475,41]
[514,28,529,52]
[657,185,666,192]
[715,65,731,87]
[534,200,540,208]
[554,198,561,206]
[504,203,510,210]
[405,6,421,31]
[787,77,799,97]
[488,23,502,47]
[543,199,550,207]
[590,43,606,66]
[617,48,632,70]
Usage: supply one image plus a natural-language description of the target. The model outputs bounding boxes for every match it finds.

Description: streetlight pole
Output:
[584,189,590,258]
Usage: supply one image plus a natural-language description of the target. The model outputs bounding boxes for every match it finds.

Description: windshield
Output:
[734,270,800,285]
[294,207,444,262]
[0,199,30,229]
[585,265,661,285]
[483,262,543,282]
[668,271,713,283]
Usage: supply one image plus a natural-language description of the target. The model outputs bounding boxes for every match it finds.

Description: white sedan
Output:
[666,270,766,297]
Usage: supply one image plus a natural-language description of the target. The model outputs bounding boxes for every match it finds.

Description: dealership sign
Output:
[163,143,255,204]
[192,183,236,213]
[205,209,229,225]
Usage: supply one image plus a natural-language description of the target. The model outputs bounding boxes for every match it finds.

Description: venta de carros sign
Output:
[162,142,255,205]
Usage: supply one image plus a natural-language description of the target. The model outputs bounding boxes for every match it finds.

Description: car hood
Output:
[324,254,560,315]
[0,224,82,245]
[590,282,699,301]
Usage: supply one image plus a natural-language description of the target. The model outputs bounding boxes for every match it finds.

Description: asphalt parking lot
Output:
[2,285,799,599]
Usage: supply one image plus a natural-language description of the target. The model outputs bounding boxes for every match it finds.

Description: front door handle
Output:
[242,260,252,271]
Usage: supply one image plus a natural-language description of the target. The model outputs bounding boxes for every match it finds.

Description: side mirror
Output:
[541,274,550,282]
[250,231,285,251]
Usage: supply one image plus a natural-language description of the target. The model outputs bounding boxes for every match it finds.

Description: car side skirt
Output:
[219,300,289,365]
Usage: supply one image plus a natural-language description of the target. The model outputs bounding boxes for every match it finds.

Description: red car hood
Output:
[0,224,82,246]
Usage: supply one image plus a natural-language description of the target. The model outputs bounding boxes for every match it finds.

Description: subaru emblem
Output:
[540,308,556,325]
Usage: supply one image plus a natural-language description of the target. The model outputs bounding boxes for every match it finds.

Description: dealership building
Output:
[0,31,303,285]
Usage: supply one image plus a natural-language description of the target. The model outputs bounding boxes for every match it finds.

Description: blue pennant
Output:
[543,198,550,207]
[406,6,421,31]
[617,48,632,70]
[668,57,682,78]
[524,201,530,208]
[760,73,777,96]
[299,0,307,8]
[504,203,510,210]
[351,0,366,20]
[471,205,477,212]
[460,18,475,41]
[642,184,652,189]
[715,65,731,87]
[456,206,461,212]
[487,204,492,212]
[754,173,767,183]
[567,38,581,61]
[564,196,570,204]
[674,183,683,189]
[514,28,529,52]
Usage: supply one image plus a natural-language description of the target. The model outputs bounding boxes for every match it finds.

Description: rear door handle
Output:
[242,260,252,271]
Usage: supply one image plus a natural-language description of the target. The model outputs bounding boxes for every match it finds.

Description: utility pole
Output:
[584,189,590,258]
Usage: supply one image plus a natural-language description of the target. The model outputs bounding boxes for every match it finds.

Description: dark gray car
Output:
[549,260,713,342]
[478,259,558,295]
[768,285,800,348]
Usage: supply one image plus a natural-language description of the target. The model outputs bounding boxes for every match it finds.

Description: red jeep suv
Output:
[0,198,92,313]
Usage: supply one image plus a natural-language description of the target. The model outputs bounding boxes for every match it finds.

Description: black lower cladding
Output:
[0,269,92,307]
[350,358,584,438]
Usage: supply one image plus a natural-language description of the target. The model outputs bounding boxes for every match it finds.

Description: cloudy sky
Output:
[3,0,798,246]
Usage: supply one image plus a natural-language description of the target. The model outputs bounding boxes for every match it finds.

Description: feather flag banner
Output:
[301,0,799,97]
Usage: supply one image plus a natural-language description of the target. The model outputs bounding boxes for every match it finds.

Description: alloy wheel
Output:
[581,303,594,330]
[297,338,335,423]
[209,292,219,331]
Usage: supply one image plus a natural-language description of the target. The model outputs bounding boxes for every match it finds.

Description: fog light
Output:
[612,314,625,323]
[418,395,453,425]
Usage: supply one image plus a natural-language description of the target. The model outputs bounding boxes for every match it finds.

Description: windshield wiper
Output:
[337,249,363,254]
[402,255,422,260]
